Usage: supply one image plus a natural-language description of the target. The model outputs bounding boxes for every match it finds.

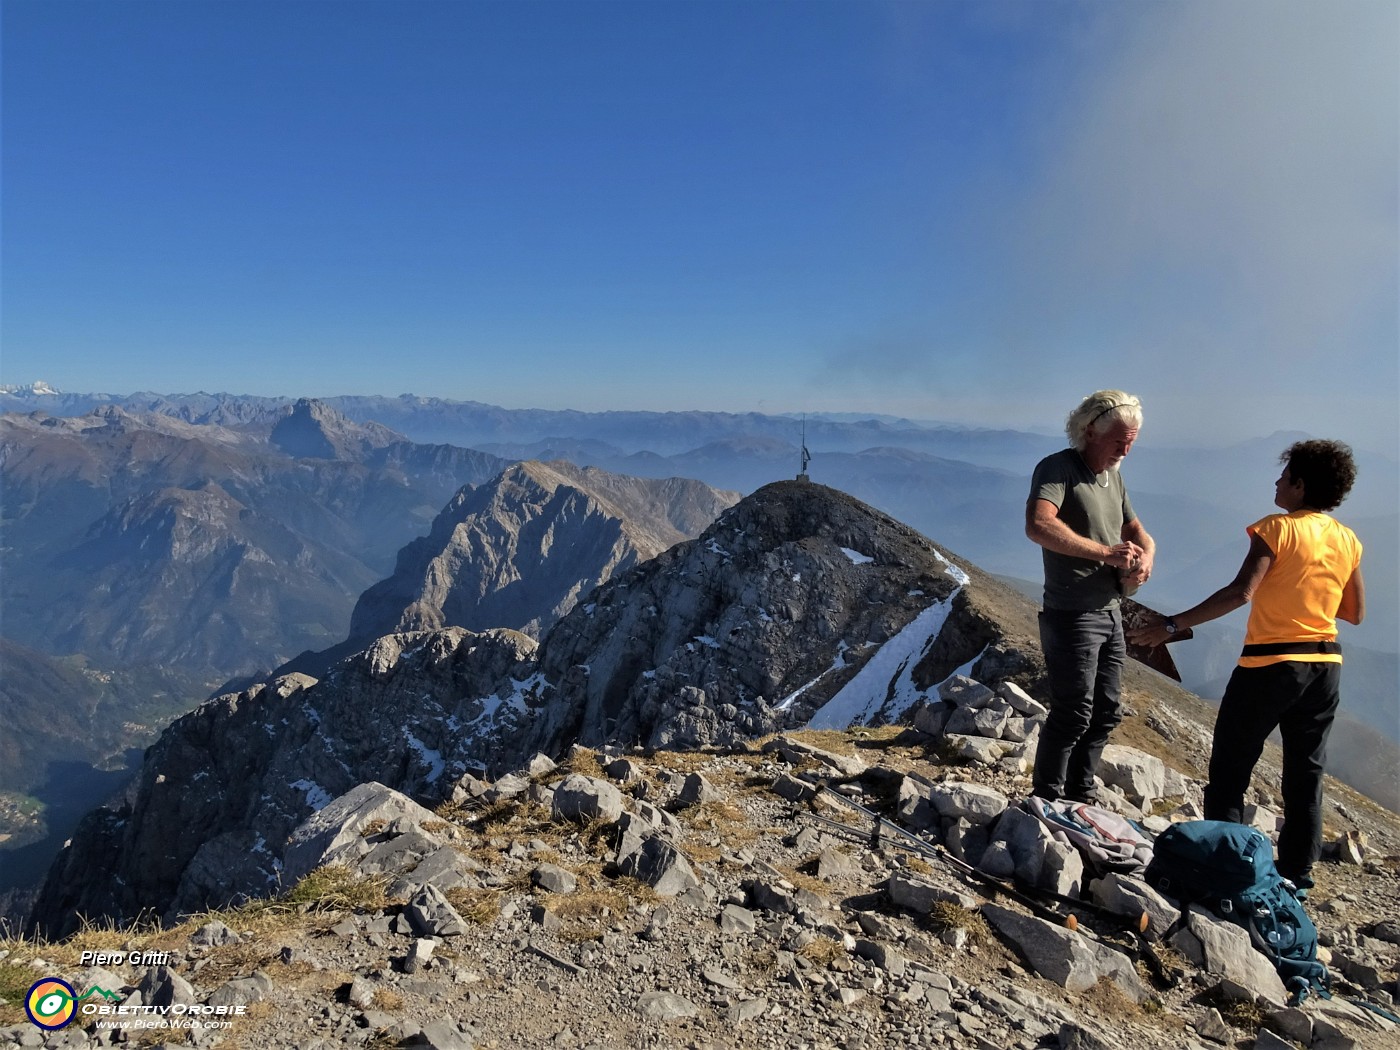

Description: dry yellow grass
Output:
[1078,974,1151,1023]
[926,901,993,949]
[529,846,564,867]
[545,868,659,943]
[774,864,830,897]
[177,940,279,988]
[471,799,521,830]
[797,935,844,967]
[902,856,933,875]
[782,729,863,755]
[371,987,404,1011]
[0,877,384,1028]
[686,842,724,865]
[278,865,391,913]
[555,748,606,780]
[445,887,504,925]
[678,799,759,853]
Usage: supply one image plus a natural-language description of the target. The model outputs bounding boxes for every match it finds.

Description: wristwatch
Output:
[1163,617,1179,636]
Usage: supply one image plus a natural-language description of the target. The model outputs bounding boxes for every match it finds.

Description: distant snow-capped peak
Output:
[0,380,61,395]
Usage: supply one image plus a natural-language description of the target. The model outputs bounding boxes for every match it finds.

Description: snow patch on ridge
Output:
[806,593,960,730]
[404,730,445,783]
[774,641,851,712]
[932,548,969,586]
[289,778,333,811]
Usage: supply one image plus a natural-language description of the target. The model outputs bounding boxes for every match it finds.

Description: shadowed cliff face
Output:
[0,404,513,882]
[346,460,741,643]
[29,628,540,939]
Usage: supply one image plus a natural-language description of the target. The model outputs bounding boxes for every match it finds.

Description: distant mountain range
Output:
[0,401,507,895]
[5,385,1392,671]
[1,401,507,680]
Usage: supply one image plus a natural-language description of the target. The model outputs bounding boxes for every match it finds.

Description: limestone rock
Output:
[940,675,995,708]
[616,833,701,896]
[282,783,444,884]
[551,774,625,824]
[1088,871,1179,940]
[1097,745,1166,807]
[636,990,699,1021]
[405,884,469,938]
[348,460,738,643]
[763,736,867,777]
[1169,906,1288,1005]
[982,904,1148,1002]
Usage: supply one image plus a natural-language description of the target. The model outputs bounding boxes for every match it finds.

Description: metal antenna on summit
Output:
[797,414,811,482]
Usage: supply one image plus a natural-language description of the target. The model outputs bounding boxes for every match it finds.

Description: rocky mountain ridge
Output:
[0,402,512,906]
[29,481,1226,937]
[6,388,1395,734]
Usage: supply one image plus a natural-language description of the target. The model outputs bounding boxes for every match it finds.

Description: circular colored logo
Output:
[25,978,77,1030]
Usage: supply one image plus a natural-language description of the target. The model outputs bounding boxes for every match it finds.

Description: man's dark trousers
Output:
[1204,660,1341,886]
[1033,606,1125,801]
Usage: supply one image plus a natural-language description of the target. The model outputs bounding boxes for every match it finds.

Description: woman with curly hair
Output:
[1129,440,1365,895]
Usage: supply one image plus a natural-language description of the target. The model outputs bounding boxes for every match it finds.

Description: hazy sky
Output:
[3,1,1396,451]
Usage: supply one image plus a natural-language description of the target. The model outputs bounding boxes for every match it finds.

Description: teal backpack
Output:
[1144,820,1330,1003]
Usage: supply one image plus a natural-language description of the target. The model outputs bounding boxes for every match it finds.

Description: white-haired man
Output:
[1025,390,1154,803]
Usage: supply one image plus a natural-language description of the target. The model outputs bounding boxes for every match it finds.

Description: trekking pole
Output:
[809,786,1181,987]
[810,786,1152,936]
[806,808,1081,928]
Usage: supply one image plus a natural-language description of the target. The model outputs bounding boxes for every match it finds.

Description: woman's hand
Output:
[1126,611,1172,647]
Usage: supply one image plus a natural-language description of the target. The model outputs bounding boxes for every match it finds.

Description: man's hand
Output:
[1121,545,1154,585]
[1119,519,1154,585]
[1103,541,1143,570]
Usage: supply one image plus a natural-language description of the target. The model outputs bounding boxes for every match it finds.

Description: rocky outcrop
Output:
[28,629,538,937]
[346,460,740,642]
[517,481,1029,757]
[269,397,403,460]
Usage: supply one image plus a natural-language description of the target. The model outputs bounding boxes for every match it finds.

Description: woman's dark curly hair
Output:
[1281,439,1357,511]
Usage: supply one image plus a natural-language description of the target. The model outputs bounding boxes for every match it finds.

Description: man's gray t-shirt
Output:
[1029,448,1137,611]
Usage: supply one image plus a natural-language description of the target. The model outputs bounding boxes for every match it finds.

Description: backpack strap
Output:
[1241,910,1333,1005]
[1157,890,1198,947]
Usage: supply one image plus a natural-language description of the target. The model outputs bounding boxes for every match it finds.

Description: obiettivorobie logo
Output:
[23,972,248,1033]
[25,978,121,1030]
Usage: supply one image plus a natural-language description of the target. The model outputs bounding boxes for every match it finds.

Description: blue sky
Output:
[3,0,1396,450]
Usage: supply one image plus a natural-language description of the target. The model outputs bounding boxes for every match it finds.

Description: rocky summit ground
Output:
[2,715,1397,1050]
